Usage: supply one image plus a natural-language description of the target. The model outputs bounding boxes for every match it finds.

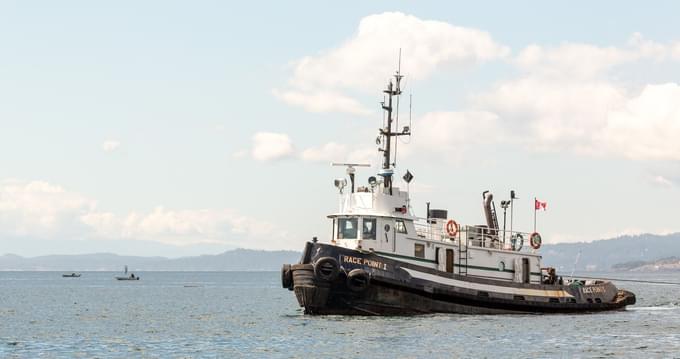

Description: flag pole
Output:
[533,197,537,232]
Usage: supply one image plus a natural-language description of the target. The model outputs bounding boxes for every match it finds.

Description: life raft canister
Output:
[445,219,459,237]
[530,232,542,249]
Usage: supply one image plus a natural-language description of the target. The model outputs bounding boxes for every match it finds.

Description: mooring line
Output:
[575,275,680,286]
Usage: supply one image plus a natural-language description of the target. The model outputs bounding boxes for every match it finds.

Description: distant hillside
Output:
[0,249,302,271]
[541,233,680,271]
[612,257,680,272]
[3,233,680,271]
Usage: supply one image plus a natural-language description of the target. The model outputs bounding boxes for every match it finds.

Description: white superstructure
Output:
[325,68,545,284]
[328,178,543,284]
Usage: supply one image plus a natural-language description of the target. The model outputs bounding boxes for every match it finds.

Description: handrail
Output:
[414,221,533,253]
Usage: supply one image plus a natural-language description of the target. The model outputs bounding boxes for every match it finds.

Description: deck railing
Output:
[414,222,532,252]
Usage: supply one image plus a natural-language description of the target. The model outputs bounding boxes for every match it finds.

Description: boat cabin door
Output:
[445,249,454,273]
[514,258,531,283]
[381,220,396,252]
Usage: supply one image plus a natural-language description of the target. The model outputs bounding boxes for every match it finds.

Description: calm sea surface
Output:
[1,271,680,358]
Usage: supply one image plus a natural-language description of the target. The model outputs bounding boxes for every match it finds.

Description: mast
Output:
[379,66,409,193]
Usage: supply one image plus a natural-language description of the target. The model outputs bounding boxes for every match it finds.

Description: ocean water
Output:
[1,271,680,358]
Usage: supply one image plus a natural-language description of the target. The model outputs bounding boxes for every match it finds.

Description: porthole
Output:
[384,224,390,232]
[498,261,505,272]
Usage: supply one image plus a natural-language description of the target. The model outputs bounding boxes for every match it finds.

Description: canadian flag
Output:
[535,199,547,210]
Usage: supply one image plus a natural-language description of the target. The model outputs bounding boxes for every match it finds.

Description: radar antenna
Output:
[378,50,411,194]
[331,163,370,194]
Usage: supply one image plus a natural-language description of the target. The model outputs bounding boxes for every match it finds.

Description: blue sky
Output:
[1,1,680,257]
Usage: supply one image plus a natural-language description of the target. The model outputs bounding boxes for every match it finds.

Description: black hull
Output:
[283,242,635,315]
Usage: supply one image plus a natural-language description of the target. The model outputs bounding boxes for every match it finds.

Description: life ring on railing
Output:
[512,233,524,251]
[530,232,542,249]
[445,219,459,237]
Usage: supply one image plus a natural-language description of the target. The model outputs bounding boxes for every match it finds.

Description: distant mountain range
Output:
[612,257,680,272]
[0,249,302,271]
[541,233,680,271]
[2,233,680,271]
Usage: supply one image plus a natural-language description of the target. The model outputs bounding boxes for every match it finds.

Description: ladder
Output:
[490,201,500,232]
[458,235,468,276]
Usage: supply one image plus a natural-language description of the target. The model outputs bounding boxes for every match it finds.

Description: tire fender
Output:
[314,257,340,281]
[281,264,293,289]
[346,268,371,292]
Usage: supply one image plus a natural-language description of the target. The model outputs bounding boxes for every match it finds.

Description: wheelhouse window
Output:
[414,243,425,258]
[337,218,358,239]
[395,219,408,234]
[362,218,376,240]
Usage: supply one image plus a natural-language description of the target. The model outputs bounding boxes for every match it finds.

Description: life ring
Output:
[445,219,459,237]
[346,269,370,292]
[314,257,340,281]
[512,233,524,251]
[530,232,542,249]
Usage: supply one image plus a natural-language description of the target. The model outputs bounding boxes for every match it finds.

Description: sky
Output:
[1,1,680,257]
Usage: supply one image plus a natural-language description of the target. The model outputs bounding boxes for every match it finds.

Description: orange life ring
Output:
[445,219,458,237]
[530,232,542,249]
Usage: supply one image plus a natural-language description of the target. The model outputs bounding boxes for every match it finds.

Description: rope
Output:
[574,275,680,286]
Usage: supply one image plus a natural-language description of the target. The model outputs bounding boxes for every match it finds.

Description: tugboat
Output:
[281,68,636,315]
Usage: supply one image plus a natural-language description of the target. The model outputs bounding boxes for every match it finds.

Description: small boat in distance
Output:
[115,265,140,281]
[62,273,81,278]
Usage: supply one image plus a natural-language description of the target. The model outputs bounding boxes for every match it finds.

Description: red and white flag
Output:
[535,199,547,210]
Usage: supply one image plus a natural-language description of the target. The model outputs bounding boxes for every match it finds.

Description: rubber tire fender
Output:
[314,257,340,282]
[281,264,293,290]
[346,269,371,292]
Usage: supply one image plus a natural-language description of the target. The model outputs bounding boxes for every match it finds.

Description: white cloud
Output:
[277,12,508,114]
[0,179,287,248]
[300,142,348,162]
[478,78,680,160]
[406,111,501,159]
[514,43,634,79]
[650,175,674,188]
[272,89,371,116]
[251,132,295,161]
[475,36,680,161]
[300,142,377,165]
[515,34,680,79]
[477,76,626,154]
[0,179,95,238]
[81,207,279,246]
[101,140,120,152]
[601,83,680,160]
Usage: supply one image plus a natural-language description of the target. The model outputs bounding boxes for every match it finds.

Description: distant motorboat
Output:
[62,273,81,278]
[115,265,140,281]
